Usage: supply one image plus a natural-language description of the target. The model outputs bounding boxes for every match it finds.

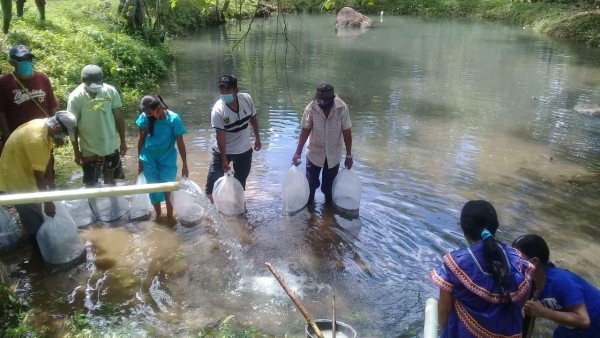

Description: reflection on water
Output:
[2,14,600,336]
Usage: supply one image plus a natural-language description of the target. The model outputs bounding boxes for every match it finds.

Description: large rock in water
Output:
[335,7,373,30]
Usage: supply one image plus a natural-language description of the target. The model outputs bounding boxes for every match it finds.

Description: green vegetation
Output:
[0,0,170,113]
[307,0,600,47]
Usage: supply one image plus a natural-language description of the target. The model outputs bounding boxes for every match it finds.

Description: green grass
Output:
[0,0,170,112]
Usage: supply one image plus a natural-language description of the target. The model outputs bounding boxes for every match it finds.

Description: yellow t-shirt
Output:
[0,119,53,192]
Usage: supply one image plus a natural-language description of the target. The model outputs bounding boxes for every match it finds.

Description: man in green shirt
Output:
[67,64,127,187]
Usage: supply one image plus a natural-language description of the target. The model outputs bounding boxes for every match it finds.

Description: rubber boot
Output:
[16,1,24,18]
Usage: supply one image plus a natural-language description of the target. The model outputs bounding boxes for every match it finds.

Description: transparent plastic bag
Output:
[213,171,245,215]
[89,186,129,222]
[170,178,205,226]
[63,193,96,229]
[37,202,85,265]
[332,168,362,211]
[0,207,26,253]
[282,165,310,214]
[129,173,152,221]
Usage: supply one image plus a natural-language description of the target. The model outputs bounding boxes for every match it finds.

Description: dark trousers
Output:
[306,158,339,204]
[205,148,253,194]
[15,203,44,236]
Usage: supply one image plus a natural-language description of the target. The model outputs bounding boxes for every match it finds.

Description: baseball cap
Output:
[9,44,34,60]
[54,111,78,142]
[315,83,335,101]
[218,75,237,88]
[81,64,103,84]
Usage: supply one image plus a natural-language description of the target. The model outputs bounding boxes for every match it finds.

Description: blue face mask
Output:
[16,60,34,77]
[220,93,235,104]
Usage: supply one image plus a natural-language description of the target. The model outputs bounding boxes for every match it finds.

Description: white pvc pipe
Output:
[0,182,180,205]
[424,297,439,338]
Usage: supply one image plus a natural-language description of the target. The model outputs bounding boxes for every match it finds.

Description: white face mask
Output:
[85,83,103,93]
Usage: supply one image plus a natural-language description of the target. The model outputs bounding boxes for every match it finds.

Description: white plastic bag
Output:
[282,165,310,213]
[0,207,26,253]
[170,178,205,226]
[129,173,152,221]
[213,171,245,215]
[36,202,85,265]
[63,196,96,229]
[332,168,362,211]
[89,186,129,222]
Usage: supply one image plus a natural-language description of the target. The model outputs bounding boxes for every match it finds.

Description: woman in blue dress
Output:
[137,95,189,219]
[512,234,600,338]
[430,200,535,337]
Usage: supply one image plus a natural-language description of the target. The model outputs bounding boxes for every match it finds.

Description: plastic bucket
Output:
[305,319,357,338]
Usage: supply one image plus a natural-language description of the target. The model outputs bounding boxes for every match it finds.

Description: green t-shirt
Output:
[67,83,122,157]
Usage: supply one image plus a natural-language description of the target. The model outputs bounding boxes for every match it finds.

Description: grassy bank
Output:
[0,0,171,185]
[287,0,600,47]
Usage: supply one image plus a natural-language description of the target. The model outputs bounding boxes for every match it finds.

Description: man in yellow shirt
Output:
[0,111,77,237]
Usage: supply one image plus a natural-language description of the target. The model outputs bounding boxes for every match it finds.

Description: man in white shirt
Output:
[205,75,262,203]
[292,83,353,204]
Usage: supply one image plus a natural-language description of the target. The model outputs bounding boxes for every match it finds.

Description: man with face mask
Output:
[205,74,262,203]
[0,44,58,155]
[292,83,353,205]
[67,64,127,187]
[0,111,77,240]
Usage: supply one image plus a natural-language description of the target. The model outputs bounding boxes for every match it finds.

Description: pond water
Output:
[2,14,600,337]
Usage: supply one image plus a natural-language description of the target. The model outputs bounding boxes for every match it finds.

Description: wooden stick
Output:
[265,262,324,338]
[332,294,336,338]
[523,290,540,338]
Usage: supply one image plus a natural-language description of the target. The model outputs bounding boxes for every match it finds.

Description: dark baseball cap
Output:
[218,75,237,88]
[315,83,335,100]
[81,64,104,84]
[9,44,34,60]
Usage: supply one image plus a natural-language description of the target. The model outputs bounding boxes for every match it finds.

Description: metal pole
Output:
[424,298,439,338]
[0,182,180,205]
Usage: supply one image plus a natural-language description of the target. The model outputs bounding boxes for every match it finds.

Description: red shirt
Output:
[0,71,58,132]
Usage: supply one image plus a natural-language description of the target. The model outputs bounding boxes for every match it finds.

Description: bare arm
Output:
[137,128,145,173]
[112,107,127,155]
[342,128,353,169]
[249,115,261,151]
[72,129,83,166]
[176,136,188,177]
[525,301,591,328]
[292,127,311,164]
[0,111,10,144]
[438,289,454,330]
[34,170,55,216]
[216,129,229,172]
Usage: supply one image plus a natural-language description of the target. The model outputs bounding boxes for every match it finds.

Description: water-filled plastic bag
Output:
[332,168,362,211]
[37,202,85,265]
[170,178,205,226]
[213,172,245,215]
[0,207,26,253]
[129,173,152,221]
[282,165,309,213]
[63,193,96,228]
[89,185,129,222]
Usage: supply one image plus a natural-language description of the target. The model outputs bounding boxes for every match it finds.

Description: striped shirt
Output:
[211,92,257,154]
[302,96,352,169]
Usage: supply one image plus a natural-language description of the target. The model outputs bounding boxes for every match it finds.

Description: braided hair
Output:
[460,200,511,303]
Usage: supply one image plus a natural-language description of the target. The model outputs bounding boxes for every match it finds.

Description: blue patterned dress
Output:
[431,241,534,338]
